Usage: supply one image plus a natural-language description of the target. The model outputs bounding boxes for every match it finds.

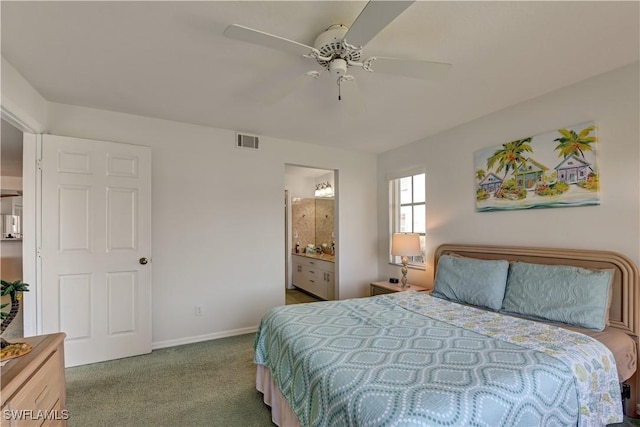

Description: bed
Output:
[255,244,639,426]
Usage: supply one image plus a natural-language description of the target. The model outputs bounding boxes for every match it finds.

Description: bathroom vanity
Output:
[291,253,334,300]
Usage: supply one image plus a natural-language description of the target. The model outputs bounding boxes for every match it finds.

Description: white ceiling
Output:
[1,1,638,154]
[285,165,332,179]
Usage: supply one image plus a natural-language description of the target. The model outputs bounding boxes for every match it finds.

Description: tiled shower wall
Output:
[292,198,315,251]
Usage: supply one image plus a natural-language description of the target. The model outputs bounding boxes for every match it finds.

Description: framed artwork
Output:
[475,121,600,212]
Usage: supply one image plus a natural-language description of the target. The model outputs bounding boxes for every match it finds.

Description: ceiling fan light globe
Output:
[330,58,348,77]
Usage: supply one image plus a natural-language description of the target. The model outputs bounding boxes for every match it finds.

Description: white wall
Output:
[0,176,22,190]
[1,58,47,133]
[44,103,377,347]
[377,62,640,287]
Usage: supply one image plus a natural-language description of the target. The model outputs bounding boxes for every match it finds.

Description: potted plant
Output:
[0,279,30,355]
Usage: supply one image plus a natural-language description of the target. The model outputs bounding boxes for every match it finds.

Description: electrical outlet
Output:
[194,305,203,316]
[622,383,631,399]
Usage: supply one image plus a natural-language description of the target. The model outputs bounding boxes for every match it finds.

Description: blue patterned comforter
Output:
[254,292,622,426]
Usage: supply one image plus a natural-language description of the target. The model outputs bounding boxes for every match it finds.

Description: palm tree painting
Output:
[486,138,533,194]
[475,121,600,211]
[554,125,597,159]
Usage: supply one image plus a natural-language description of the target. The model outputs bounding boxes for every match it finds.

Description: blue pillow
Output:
[431,255,509,311]
[501,261,613,331]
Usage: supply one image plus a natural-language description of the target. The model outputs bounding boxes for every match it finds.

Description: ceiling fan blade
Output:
[224,24,314,57]
[344,0,414,48]
[261,71,320,105]
[366,57,452,80]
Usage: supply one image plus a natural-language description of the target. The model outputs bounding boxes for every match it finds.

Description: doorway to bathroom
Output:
[0,118,25,339]
[284,165,337,304]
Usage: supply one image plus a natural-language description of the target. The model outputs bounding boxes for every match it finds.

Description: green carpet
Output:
[65,333,272,426]
[66,332,640,427]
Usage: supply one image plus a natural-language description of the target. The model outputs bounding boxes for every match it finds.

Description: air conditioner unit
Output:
[236,133,259,150]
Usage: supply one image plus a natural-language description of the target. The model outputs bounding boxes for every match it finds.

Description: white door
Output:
[40,134,151,367]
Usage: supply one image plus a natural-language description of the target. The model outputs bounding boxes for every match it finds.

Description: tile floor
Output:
[286,287,323,305]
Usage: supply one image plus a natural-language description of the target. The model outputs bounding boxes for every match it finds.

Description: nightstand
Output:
[370,281,429,296]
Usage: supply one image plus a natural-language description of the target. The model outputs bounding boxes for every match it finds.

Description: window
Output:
[389,172,425,267]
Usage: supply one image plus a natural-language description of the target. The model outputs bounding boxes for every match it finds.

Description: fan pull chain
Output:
[336,75,355,101]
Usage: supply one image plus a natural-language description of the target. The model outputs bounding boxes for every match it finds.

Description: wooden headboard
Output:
[434,244,640,338]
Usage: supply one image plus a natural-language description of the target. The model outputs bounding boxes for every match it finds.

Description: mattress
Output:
[425,298,637,383]
[254,292,628,427]
[554,323,636,383]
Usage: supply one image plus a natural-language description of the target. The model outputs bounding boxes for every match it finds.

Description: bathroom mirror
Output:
[314,198,334,249]
[0,192,23,240]
[292,198,335,253]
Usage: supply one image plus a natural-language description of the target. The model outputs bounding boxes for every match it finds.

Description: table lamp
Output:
[391,233,421,288]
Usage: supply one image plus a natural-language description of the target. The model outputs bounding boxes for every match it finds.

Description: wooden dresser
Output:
[1,333,68,426]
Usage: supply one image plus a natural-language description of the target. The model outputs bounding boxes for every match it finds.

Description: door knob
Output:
[139,257,149,265]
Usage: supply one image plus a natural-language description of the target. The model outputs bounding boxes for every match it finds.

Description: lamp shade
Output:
[391,233,421,256]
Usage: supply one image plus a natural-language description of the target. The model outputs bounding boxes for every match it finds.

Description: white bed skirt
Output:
[256,364,301,427]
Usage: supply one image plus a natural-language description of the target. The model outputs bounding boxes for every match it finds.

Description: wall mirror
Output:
[292,197,334,252]
[0,194,22,240]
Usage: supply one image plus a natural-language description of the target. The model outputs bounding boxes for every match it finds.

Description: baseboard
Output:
[151,326,259,350]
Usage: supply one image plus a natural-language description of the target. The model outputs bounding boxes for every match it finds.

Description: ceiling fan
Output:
[223,0,451,105]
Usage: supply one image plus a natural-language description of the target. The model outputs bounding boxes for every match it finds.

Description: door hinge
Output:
[36,159,42,170]
[37,247,42,258]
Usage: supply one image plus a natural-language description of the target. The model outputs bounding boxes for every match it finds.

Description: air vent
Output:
[236,133,259,150]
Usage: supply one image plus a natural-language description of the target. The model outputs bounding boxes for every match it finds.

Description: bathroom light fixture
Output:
[391,233,421,288]
[324,183,333,197]
[315,182,334,198]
